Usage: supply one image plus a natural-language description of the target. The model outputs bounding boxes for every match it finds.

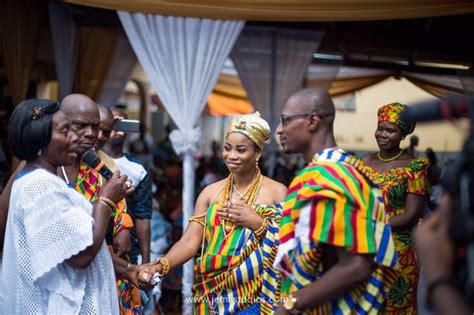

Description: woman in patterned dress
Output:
[139,112,287,314]
[363,102,430,314]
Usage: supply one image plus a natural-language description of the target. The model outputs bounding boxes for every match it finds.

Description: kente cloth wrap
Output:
[377,102,415,135]
[75,161,142,314]
[75,160,133,238]
[1,169,119,314]
[274,148,399,314]
[366,158,430,314]
[192,203,282,314]
[225,112,271,149]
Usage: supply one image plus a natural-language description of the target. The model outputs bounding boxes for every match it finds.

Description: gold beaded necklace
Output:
[220,168,263,238]
[377,149,404,162]
[233,181,252,201]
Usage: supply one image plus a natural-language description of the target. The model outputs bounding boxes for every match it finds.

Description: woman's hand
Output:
[100,170,135,204]
[217,201,263,231]
[135,261,163,283]
[124,264,154,291]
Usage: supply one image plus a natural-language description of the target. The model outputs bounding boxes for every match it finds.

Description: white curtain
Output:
[231,27,324,134]
[118,11,244,313]
[98,33,137,106]
[306,63,341,90]
[49,2,78,99]
[231,27,323,176]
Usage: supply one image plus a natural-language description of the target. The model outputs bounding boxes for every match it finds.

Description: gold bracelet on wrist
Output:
[157,257,170,276]
[253,218,269,237]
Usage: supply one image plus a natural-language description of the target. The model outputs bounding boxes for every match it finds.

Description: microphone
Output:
[82,151,114,180]
[400,96,472,124]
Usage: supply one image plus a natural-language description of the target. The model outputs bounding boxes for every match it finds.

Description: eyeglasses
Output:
[279,113,313,126]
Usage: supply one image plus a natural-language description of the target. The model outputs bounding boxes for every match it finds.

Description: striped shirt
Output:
[274,148,399,314]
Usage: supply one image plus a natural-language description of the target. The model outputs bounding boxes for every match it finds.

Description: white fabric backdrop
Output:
[98,33,137,106]
[231,27,323,176]
[49,2,78,99]
[118,11,244,313]
[231,27,324,135]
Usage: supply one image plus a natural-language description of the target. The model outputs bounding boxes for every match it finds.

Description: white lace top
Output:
[1,169,119,314]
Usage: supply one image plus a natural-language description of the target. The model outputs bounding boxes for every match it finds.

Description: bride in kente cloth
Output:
[139,112,287,314]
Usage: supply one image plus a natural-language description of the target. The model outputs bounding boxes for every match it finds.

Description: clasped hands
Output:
[134,260,164,286]
[123,265,153,291]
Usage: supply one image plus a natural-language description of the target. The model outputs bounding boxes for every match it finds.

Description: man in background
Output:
[103,107,152,265]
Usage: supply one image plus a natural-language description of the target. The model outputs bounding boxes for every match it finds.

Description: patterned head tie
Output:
[225,112,271,149]
[377,102,415,135]
[31,106,44,120]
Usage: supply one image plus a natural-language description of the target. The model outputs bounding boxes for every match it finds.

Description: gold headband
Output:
[225,112,271,149]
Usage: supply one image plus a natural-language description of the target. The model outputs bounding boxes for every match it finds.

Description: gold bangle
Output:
[253,218,268,237]
[158,257,170,276]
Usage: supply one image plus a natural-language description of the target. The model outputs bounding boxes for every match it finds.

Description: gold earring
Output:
[255,159,259,167]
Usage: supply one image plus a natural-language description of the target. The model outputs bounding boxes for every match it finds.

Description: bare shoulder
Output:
[262,176,288,203]
[262,176,287,192]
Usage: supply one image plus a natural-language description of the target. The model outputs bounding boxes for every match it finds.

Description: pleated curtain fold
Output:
[118,12,244,313]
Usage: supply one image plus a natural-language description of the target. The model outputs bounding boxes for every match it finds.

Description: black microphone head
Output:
[82,151,101,169]
[82,150,114,180]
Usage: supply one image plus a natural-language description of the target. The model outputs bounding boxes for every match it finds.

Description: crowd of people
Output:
[0,88,471,314]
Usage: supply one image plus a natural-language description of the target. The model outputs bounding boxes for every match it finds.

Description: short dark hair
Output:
[8,99,60,160]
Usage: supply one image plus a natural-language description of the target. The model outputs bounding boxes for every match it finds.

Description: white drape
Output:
[49,2,78,99]
[118,12,244,313]
[98,33,137,106]
[231,27,324,134]
[306,63,342,89]
[231,27,323,176]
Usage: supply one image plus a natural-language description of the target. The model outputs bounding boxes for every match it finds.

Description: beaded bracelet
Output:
[98,200,114,212]
[253,218,269,238]
[99,196,117,210]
